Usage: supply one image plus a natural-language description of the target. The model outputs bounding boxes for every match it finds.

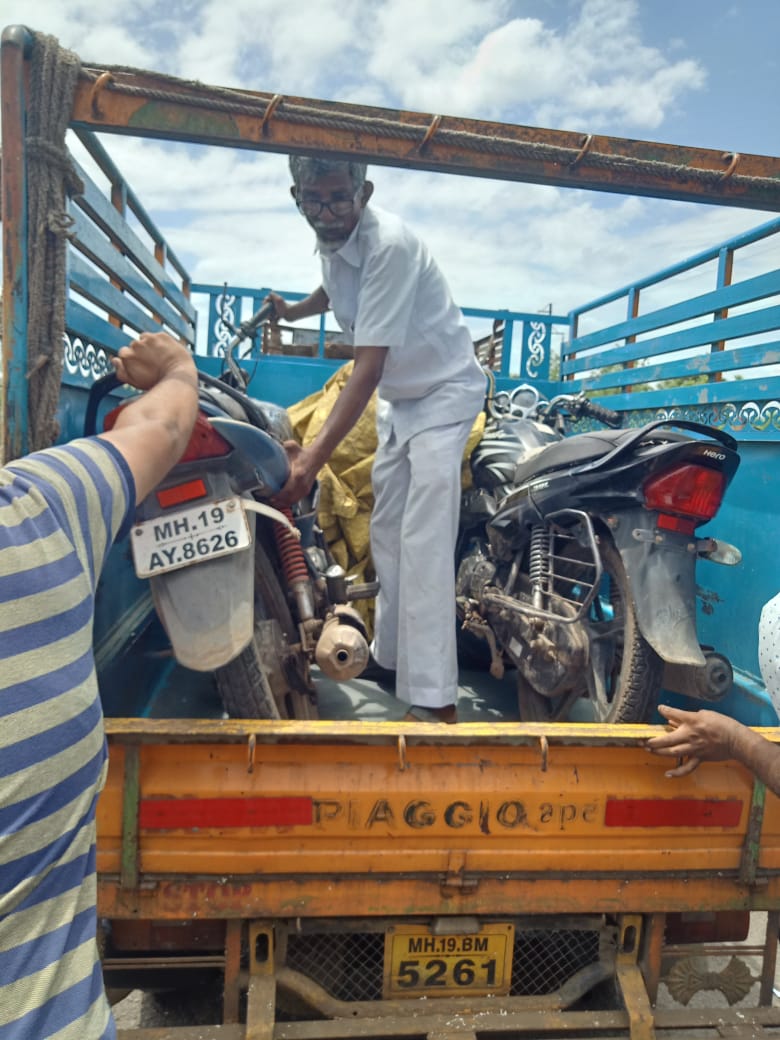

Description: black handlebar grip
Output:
[584,400,623,428]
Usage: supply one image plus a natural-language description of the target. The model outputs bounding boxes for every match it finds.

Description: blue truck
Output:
[4,23,780,1040]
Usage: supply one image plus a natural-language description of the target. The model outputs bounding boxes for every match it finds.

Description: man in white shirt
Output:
[269,156,485,722]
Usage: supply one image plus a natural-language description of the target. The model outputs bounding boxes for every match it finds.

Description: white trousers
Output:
[370,418,474,708]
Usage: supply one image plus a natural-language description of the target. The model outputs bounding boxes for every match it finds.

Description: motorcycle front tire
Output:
[517,535,662,724]
[214,536,318,720]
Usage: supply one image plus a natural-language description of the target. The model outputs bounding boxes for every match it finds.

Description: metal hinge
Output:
[441,851,479,895]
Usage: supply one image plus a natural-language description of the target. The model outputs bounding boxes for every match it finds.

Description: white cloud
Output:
[2,0,773,358]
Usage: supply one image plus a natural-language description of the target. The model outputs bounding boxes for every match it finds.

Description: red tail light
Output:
[152,416,232,508]
[643,463,726,523]
[104,408,231,464]
[178,413,232,463]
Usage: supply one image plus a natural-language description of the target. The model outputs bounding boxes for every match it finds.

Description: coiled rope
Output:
[26,32,83,451]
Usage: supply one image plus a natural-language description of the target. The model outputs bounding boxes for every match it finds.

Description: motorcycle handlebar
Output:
[581,399,623,428]
[225,299,276,354]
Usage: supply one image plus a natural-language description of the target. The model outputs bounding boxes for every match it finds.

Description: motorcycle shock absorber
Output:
[529,524,552,611]
[274,508,316,622]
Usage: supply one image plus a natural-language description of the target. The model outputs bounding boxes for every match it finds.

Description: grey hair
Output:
[289,155,367,193]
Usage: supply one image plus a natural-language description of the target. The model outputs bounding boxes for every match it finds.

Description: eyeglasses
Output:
[296,195,358,218]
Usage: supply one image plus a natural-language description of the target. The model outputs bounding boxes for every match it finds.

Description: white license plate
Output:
[131,497,251,578]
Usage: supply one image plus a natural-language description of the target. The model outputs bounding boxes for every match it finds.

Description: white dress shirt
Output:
[759,591,780,713]
[319,205,485,444]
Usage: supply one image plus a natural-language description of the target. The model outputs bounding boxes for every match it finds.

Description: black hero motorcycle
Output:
[456,379,741,723]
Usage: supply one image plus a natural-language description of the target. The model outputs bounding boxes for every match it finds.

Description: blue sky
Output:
[4,0,779,339]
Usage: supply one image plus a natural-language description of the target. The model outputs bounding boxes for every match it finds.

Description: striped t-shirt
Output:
[0,438,134,1040]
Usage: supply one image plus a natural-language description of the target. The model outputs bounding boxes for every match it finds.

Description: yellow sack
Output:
[288,362,485,638]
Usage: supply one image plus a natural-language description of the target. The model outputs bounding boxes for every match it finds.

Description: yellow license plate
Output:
[384,923,514,998]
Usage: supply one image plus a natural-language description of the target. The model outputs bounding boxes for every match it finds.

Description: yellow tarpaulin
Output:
[287,361,485,637]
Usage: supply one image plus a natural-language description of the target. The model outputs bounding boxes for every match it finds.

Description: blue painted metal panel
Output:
[69,252,166,336]
[567,379,780,433]
[571,341,780,391]
[73,161,196,322]
[692,442,780,703]
[195,353,345,408]
[193,286,570,380]
[74,129,191,288]
[65,299,132,355]
[564,305,780,375]
[70,209,193,340]
[565,269,780,355]
[520,319,551,380]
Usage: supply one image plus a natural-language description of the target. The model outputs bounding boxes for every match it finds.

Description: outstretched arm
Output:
[646,704,780,795]
[265,287,330,323]
[99,331,199,503]
[274,345,387,507]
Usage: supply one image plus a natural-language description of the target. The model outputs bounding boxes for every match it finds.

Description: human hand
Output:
[645,705,740,777]
[112,332,195,391]
[264,292,290,323]
[273,441,320,507]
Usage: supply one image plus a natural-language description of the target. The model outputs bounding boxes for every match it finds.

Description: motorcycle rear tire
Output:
[214,536,318,720]
[517,535,662,723]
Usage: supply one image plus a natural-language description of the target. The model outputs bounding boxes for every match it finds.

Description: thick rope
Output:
[26,32,83,451]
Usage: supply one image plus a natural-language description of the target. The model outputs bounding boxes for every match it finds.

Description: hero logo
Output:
[702,449,726,461]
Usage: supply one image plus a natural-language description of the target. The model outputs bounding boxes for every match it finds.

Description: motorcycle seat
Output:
[513,426,688,484]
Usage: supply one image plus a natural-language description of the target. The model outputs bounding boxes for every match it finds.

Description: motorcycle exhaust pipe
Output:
[315,605,370,681]
[662,651,734,702]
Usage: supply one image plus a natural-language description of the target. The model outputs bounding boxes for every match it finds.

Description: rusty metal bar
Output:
[738,777,767,886]
[615,915,656,1040]
[759,909,780,1006]
[271,1005,780,1038]
[111,1007,780,1040]
[106,716,779,746]
[119,744,141,889]
[246,922,275,1040]
[98,873,780,922]
[116,1028,243,1039]
[223,919,243,1024]
[67,66,780,212]
[640,912,666,1007]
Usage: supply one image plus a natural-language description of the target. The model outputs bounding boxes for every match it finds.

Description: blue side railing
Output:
[190,282,569,406]
[562,216,780,441]
[60,130,195,417]
[58,130,197,669]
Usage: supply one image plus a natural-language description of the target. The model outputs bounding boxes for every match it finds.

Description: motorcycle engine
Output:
[455,540,496,600]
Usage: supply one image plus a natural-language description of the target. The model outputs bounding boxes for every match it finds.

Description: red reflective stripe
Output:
[157,479,208,508]
[139,797,313,829]
[605,797,742,828]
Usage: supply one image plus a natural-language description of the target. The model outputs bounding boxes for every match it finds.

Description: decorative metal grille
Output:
[285,927,603,1003]
[510,928,601,995]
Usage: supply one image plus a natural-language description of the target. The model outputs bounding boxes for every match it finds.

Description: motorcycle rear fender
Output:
[208,417,290,496]
[609,510,706,668]
[150,514,256,672]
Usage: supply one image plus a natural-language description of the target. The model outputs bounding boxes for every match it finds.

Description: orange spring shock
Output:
[274,508,315,623]
[274,507,309,585]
